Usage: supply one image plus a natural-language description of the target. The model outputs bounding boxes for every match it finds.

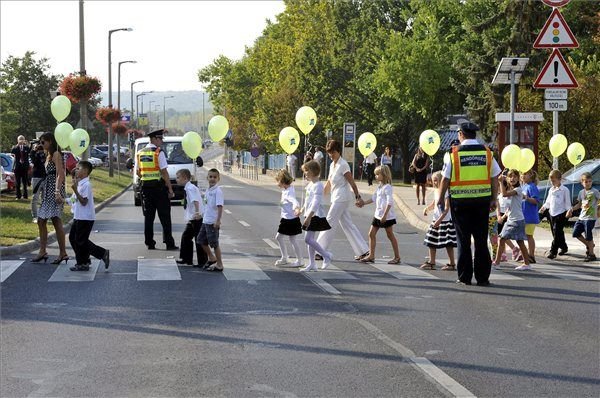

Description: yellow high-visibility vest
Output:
[449,144,492,199]
[137,147,162,181]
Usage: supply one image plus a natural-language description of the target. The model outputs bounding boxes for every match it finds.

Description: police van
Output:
[132,136,202,206]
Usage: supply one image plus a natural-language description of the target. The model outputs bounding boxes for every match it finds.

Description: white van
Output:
[132,136,201,206]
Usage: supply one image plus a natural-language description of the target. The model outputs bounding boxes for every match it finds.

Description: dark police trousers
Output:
[179,219,208,266]
[69,219,107,265]
[450,198,492,283]
[141,182,175,248]
[549,211,568,255]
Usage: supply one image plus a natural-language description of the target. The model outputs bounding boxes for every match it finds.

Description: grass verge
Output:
[0,168,131,246]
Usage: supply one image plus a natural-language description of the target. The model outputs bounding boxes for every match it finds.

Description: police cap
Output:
[458,122,480,135]
[146,129,166,139]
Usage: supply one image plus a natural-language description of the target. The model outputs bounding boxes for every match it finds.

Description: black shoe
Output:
[102,250,110,269]
[176,259,193,265]
[547,252,556,259]
[70,264,90,271]
[456,279,472,286]
[558,249,568,256]
[584,254,597,262]
[476,280,491,286]
[166,245,179,251]
[315,254,323,261]
[147,245,156,250]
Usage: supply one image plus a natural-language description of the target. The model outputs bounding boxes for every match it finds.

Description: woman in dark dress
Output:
[411,147,430,205]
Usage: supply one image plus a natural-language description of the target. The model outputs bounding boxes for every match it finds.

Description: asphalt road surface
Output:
[1,166,599,397]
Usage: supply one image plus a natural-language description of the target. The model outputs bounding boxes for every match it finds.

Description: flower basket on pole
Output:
[59,74,102,103]
[96,106,122,125]
[112,122,128,136]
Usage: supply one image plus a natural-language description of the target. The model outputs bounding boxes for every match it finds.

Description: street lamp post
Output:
[107,27,132,177]
[117,60,136,169]
[148,100,155,131]
[130,80,143,135]
[163,95,174,129]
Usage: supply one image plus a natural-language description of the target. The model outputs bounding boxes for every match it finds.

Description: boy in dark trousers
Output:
[68,161,110,271]
[175,169,207,267]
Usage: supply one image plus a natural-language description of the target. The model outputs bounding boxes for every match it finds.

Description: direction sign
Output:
[541,0,571,7]
[534,9,578,49]
[544,89,568,100]
[533,49,578,89]
[545,100,567,111]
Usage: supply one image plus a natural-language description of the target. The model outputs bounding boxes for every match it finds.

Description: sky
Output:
[0,0,285,92]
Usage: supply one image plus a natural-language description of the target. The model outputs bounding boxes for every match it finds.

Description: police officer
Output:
[137,129,178,250]
[438,122,501,286]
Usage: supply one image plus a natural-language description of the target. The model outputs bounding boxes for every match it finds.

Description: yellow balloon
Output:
[419,129,440,156]
[295,106,317,135]
[54,122,73,148]
[357,132,377,156]
[208,115,229,142]
[182,131,202,159]
[518,148,535,173]
[549,134,568,158]
[50,95,71,122]
[69,128,89,156]
[566,142,585,166]
[501,144,521,170]
[279,127,300,154]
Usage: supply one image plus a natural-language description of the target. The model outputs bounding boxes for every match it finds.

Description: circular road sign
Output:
[542,0,571,7]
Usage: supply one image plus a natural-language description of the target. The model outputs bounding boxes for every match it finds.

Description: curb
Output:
[0,184,132,257]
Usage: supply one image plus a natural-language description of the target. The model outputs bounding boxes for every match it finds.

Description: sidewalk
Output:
[222,163,593,264]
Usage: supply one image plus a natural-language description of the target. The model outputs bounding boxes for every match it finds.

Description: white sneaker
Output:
[321,252,333,270]
[280,260,302,268]
[274,258,289,266]
[300,264,317,272]
[515,264,532,271]
[32,218,37,223]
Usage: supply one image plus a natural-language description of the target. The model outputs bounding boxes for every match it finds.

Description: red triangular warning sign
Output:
[533,49,578,89]
[534,9,579,49]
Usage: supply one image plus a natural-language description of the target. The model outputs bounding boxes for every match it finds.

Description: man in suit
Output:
[10,135,31,200]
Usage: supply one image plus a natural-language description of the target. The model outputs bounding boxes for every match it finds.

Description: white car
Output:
[0,165,6,192]
[87,157,103,168]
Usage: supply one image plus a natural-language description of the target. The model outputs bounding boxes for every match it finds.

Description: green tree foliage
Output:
[0,52,61,149]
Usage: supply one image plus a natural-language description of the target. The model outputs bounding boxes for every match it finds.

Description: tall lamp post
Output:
[148,100,155,131]
[117,60,136,169]
[130,80,144,133]
[163,95,174,129]
[108,27,132,177]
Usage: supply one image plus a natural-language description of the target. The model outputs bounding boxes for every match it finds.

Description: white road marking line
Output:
[302,264,357,295]
[239,220,251,227]
[223,257,271,281]
[1,260,24,283]
[224,209,232,214]
[335,313,476,398]
[48,260,100,282]
[510,261,600,281]
[433,260,523,281]
[372,261,439,280]
[263,238,280,249]
[137,259,181,281]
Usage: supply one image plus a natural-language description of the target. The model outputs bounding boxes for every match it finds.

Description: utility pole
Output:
[78,0,89,160]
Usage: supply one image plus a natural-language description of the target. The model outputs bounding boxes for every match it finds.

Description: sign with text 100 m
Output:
[544,100,567,111]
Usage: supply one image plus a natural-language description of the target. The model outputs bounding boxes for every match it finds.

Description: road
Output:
[1,161,599,397]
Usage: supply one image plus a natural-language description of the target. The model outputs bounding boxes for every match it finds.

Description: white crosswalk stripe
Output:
[302,264,357,295]
[433,260,524,281]
[262,238,280,249]
[372,261,439,280]
[137,259,181,281]
[49,260,101,282]
[507,261,600,281]
[1,260,25,283]
[223,257,271,281]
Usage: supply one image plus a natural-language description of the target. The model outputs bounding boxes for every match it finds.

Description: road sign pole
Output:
[552,111,559,170]
[510,70,516,144]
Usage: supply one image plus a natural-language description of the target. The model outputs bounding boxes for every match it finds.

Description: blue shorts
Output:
[572,219,596,241]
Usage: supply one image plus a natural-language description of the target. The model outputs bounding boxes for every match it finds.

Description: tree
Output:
[0,52,61,149]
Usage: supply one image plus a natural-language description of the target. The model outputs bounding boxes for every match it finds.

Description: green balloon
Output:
[208,115,229,142]
[182,131,203,159]
[69,128,89,156]
[51,95,71,122]
[55,122,73,149]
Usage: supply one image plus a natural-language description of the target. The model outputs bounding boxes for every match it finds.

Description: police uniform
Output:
[441,122,501,285]
[138,129,177,250]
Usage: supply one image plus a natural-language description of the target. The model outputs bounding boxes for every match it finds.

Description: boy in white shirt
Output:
[567,172,600,261]
[539,169,571,259]
[197,169,225,271]
[175,169,207,267]
[68,161,110,271]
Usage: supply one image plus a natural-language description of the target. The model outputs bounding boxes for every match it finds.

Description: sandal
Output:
[205,265,223,272]
[441,263,456,271]
[354,251,369,261]
[387,258,401,264]
[203,260,217,270]
[419,262,436,270]
[360,257,375,263]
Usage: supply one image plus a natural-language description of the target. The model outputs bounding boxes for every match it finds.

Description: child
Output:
[522,170,540,263]
[274,169,304,267]
[175,169,207,267]
[567,172,600,261]
[197,168,224,271]
[539,169,571,259]
[357,165,401,264]
[421,171,456,270]
[493,169,530,270]
[298,160,332,272]
[68,161,110,271]
[496,174,519,261]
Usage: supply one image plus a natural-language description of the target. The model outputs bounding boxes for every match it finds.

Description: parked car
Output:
[87,157,103,168]
[537,159,600,207]
[1,166,15,192]
[61,151,79,175]
[0,153,15,172]
[90,147,108,162]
